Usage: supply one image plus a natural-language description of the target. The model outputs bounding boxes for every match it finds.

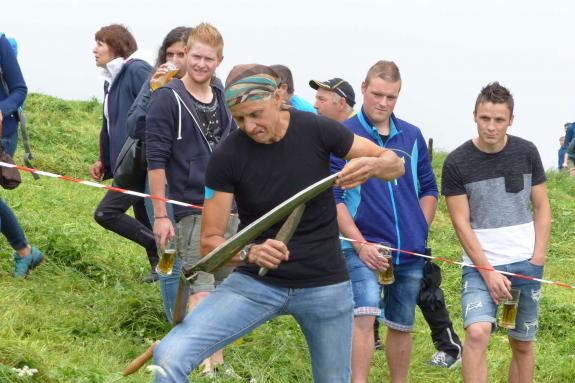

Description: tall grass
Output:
[0,94,573,382]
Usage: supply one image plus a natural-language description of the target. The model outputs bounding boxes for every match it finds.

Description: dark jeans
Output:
[94,190,158,269]
[0,131,27,251]
[417,260,462,359]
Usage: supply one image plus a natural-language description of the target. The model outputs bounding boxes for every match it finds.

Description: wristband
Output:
[154,216,169,219]
[357,242,366,254]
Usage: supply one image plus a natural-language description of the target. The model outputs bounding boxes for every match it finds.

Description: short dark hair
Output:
[474,82,514,114]
[155,26,192,68]
[270,64,294,94]
[95,24,137,59]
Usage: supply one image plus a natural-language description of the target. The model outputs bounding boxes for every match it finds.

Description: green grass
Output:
[0,93,574,382]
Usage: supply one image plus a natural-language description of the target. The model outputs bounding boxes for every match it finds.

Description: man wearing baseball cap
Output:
[310,78,356,123]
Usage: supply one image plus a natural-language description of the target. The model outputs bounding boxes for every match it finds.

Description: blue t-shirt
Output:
[290,94,316,114]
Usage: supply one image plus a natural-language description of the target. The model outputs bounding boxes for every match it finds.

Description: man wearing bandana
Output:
[151,64,405,383]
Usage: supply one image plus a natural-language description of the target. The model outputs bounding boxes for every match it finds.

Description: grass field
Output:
[0,94,573,382]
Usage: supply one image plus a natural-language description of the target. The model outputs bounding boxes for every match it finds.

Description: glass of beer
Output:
[499,287,521,329]
[156,238,177,276]
[150,62,179,91]
[377,242,394,285]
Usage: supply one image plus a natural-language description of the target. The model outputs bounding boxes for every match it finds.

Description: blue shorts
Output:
[381,260,424,332]
[461,259,543,341]
[344,248,424,332]
[344,248,381,317]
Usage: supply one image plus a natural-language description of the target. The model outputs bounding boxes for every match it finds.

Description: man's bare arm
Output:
[445,194,511,304]
[336,135,404,190]
[530,183,551,265]
[419,195,438,227]
[200,190,288,268]
[336,203,387,271]
[148,169,173,246]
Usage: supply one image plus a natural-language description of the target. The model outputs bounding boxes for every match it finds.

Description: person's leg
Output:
[381,262,424,383]
[0,197,45,276]
[418,261,462,362]
[94,191,157,268]
[175,214,223,372]
[159,255,182,323]
[0,198,27,252]
[133,197,159,271]
[289,280,354,383]
[153,272,287,383]
[460,266,498,383]
[506,259,543,383]
[508,338,534,383]
[342,248,382,382]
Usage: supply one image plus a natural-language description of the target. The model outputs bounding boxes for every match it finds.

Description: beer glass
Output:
[156,238,177,276]
[150,62,179,91]
[499,287,521,329]
[377,242,394,285]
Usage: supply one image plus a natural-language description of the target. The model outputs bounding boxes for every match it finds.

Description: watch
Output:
[240,244,253,265]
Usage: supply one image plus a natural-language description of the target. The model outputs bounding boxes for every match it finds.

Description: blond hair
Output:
[188,22,224,58]
[364,60,401,86]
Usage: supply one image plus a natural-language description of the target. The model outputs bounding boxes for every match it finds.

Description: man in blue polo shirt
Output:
[332,60,460,382]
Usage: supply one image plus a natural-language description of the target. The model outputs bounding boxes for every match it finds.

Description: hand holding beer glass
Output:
[156,237,177,276]
[499,287,521,329]
[150,61,179,91]
[377,242,394,285]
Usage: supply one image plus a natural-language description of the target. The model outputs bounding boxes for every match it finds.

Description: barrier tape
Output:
[340,236,575,290]
[4,161,573,290]
[0,161,203,210]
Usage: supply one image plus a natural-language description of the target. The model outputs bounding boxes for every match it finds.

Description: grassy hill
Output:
[0,93,573,382]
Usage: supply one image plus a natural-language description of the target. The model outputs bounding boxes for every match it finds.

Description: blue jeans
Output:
[461,259,543,341]
[0,131,27,251]
[153,272,354,383]
[159,255,182,323]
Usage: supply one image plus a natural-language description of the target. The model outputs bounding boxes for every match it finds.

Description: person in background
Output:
[0,33,44,277]
[270,64,316,113]
[89,24,156,282]
[443,82,550,383]
[331,60,447,382]
[309,77,356,122]
[146,23,238,377]
[126,26,192,311]
[558,136,566,170]
[562,122,574,175]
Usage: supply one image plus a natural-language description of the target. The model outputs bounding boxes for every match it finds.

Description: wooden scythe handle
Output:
[122,341,159,376]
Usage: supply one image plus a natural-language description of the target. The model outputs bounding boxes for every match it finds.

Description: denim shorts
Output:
[176,214,238,293]
[344,248,381,317]
[461,259,544,341]
[381,260,424,332]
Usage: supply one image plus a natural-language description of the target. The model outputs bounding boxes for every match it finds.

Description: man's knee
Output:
[93,207,110,227]
[509,337,533,355]
[465,322,491,348]
[353,315,376,333]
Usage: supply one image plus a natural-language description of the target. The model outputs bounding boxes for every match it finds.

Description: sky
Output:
[3,0,574,170]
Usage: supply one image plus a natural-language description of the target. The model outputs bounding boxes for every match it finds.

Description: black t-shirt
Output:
[191,94,222,149]
[205,109,355,288]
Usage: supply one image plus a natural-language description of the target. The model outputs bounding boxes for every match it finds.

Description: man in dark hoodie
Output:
[145,22,238,376]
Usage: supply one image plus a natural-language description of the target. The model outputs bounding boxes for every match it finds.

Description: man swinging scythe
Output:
[128,64,404,383]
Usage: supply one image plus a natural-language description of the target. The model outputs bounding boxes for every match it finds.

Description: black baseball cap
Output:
[309,78,355,107]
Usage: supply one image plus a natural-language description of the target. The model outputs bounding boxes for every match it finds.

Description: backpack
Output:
[0,33,38,179]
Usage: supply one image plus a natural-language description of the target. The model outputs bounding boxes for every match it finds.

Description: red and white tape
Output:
[4,161,573,290]
[340,236,575,290]
[0,161,203,209]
